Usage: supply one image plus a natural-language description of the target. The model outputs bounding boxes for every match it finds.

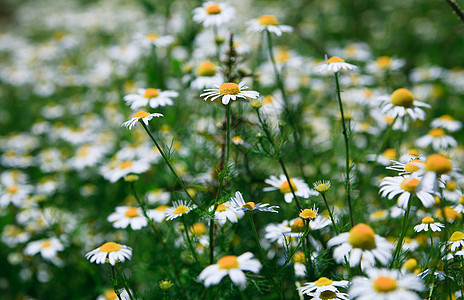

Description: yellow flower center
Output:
[196,60,216,77]
[277,51,290,63]
[280,179,298,194]
[373,276,397,293]
[100,242,122,253]
[299,209,317,220]
[327,56,345,64]
[460,195,464,205]
[390,88,414,108]
[263,95,274,104]
[174,205,189,215]
[348,223,376,250]
[293,251,305,264]
[314,182,330,193]
[400,178,420,193]
[191,223,207,236]
[422,216,435,224]
[104,289,118,300]
[383,148,397,160]
[314,277,333,286]
[232,136,243,144]
[7,184,18,194]
[132,111,151,119]
[436,206,461,221]
[425,154,452,174]
[120,161,133,169]
[206,4,221,15]
[156,205,169,211]
[217,255,239,270]
[409,148,420,156]
[145,33,159,41]
[440,114,454,121]
[376,56,392,69]
[216,204,229,212]
[124,207,139,218]
[319,291,338,300]
[384,116,395,124]
[404,159,424,173]
[218,82,240,95]
[446,180,457,191]
[428,128,445,138]
[371,210,387,219]
[243,202,256,210]
[449,231,464,242]
[258,15,279,26]
[41,240,52,248]
[143,88,159,98]
[77,146,90,158]
[291,219,305,232]
[402,258,418,271]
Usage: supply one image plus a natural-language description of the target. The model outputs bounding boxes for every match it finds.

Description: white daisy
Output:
[366,56,405,74]
[229,191,279,213]
[379,175,435,208]
[350,268,424,300]
[440,176,463,202]
[386,158,425,176]
[285,215,331,238]
[210,200,244,226]
[449,231,464,252]
[413,216,444,232]
[378,88,431,131]
[246,15,293,36]
[165,200,196,221]
[298,276,350,299]
[107,206,148,230]
[0,182,33,208]
[200,81,259,105]
[24,237,64,261]
[85,242,132,266]
[135,32,175,48]
[198,252,262,288]
[263,174,318,204]
[100,159,150,183]
[416,154,453,193]
[190,60,224,90]
[431,115,462,132]
[147,205,170,223]
[327,223,394,270]
[315,56,358,74]
[192,2,236,27]
[68,144,106,171]
[121,111,164,130]
[124,89,178,110]
[416,128,457,151]
[97,289,131,300]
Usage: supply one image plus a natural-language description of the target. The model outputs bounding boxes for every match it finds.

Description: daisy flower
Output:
[97,289,131,300]
[313,180,331,193]
[136,32,174,48]
[190,60,224,90]
[200,81,259,105]
[315,56,357,74]
[198,252,262,288]
[0,182,34,208]
[263,174,317,204]
[229,191,279,213]
[85,242,132,266]
[413,216,444,232]
[379,175,435,208]
[367,148,397,166]
[121,111,164,130]
[165,200,196,221]
[210,200,244,226]
[440,177,462,202]
[246,15,293,36]
[416,128,457,151]
[100,159,150,183]
[24,237,64,261]
[124,89,178,110]
[285,215,331,238]
[147,205,170,223]
[379,88,431,131]
[386,158,425,176]
[298,277,350,299]
[366,56,405,74]
[327,223,394,270]
[350,268,424,300]
[192,2,235,27]
[431,115,462,132]
[417,154,453,192]
[449,231,464,252]
[107,206,148,230]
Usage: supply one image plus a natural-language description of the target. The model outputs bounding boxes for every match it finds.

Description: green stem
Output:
[248,214,266,263]
[390,194,413,268]
[321,193,339,234]
[334,72,353,228]
[115,265,135,300]
[140,121,203,211]
[111,265,123,300]
[276,227,309,276]
[182,215,200,265]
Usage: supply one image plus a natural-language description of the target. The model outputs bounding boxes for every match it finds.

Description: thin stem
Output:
[115,265,135,300]
[439,187,451,299]
[111,265,123,300]
[276,227,309,276]
[390,194,413,268]
[140,121,204,211]
[444,0,464,23]
[182,215,200,265]
[334,72,353,228]
[248,214,266,263]
[321,193,339,234]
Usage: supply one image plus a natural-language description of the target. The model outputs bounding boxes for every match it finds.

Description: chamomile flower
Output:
[264,174,317,204]
[386,158,425,175]
[190,60,223,90]
[350,268,424,300]
[124,88,178,110]
[413,216,444,232]
[210,200,244,226]
[366,56,405,73]
[313,180,331,193]
[107,206,148,230]
[298,277,350,299]
[100,159,150,183]
[229,191,279,213]
[192,2,236,27]
[448,231,464,251]
[147,205,170,223]
[431,115,462,132]
[198,252,262,288]
[165,200,196,221]
[85,242,132,266]
[327,223,394,270]
[315,56,357,74]
[24,237,64,261]
[97,289,130,300]
[416,128,457,151]
[417,154,453,192]
[379,176,435,208]
[285,216,331,238]
[121,111,164,130]
[246,15,293,36]
[440,177,463,202]
[200,81,259,105]
[379,88,431,131]
[0,182,34,208]
[136,32,174,48]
